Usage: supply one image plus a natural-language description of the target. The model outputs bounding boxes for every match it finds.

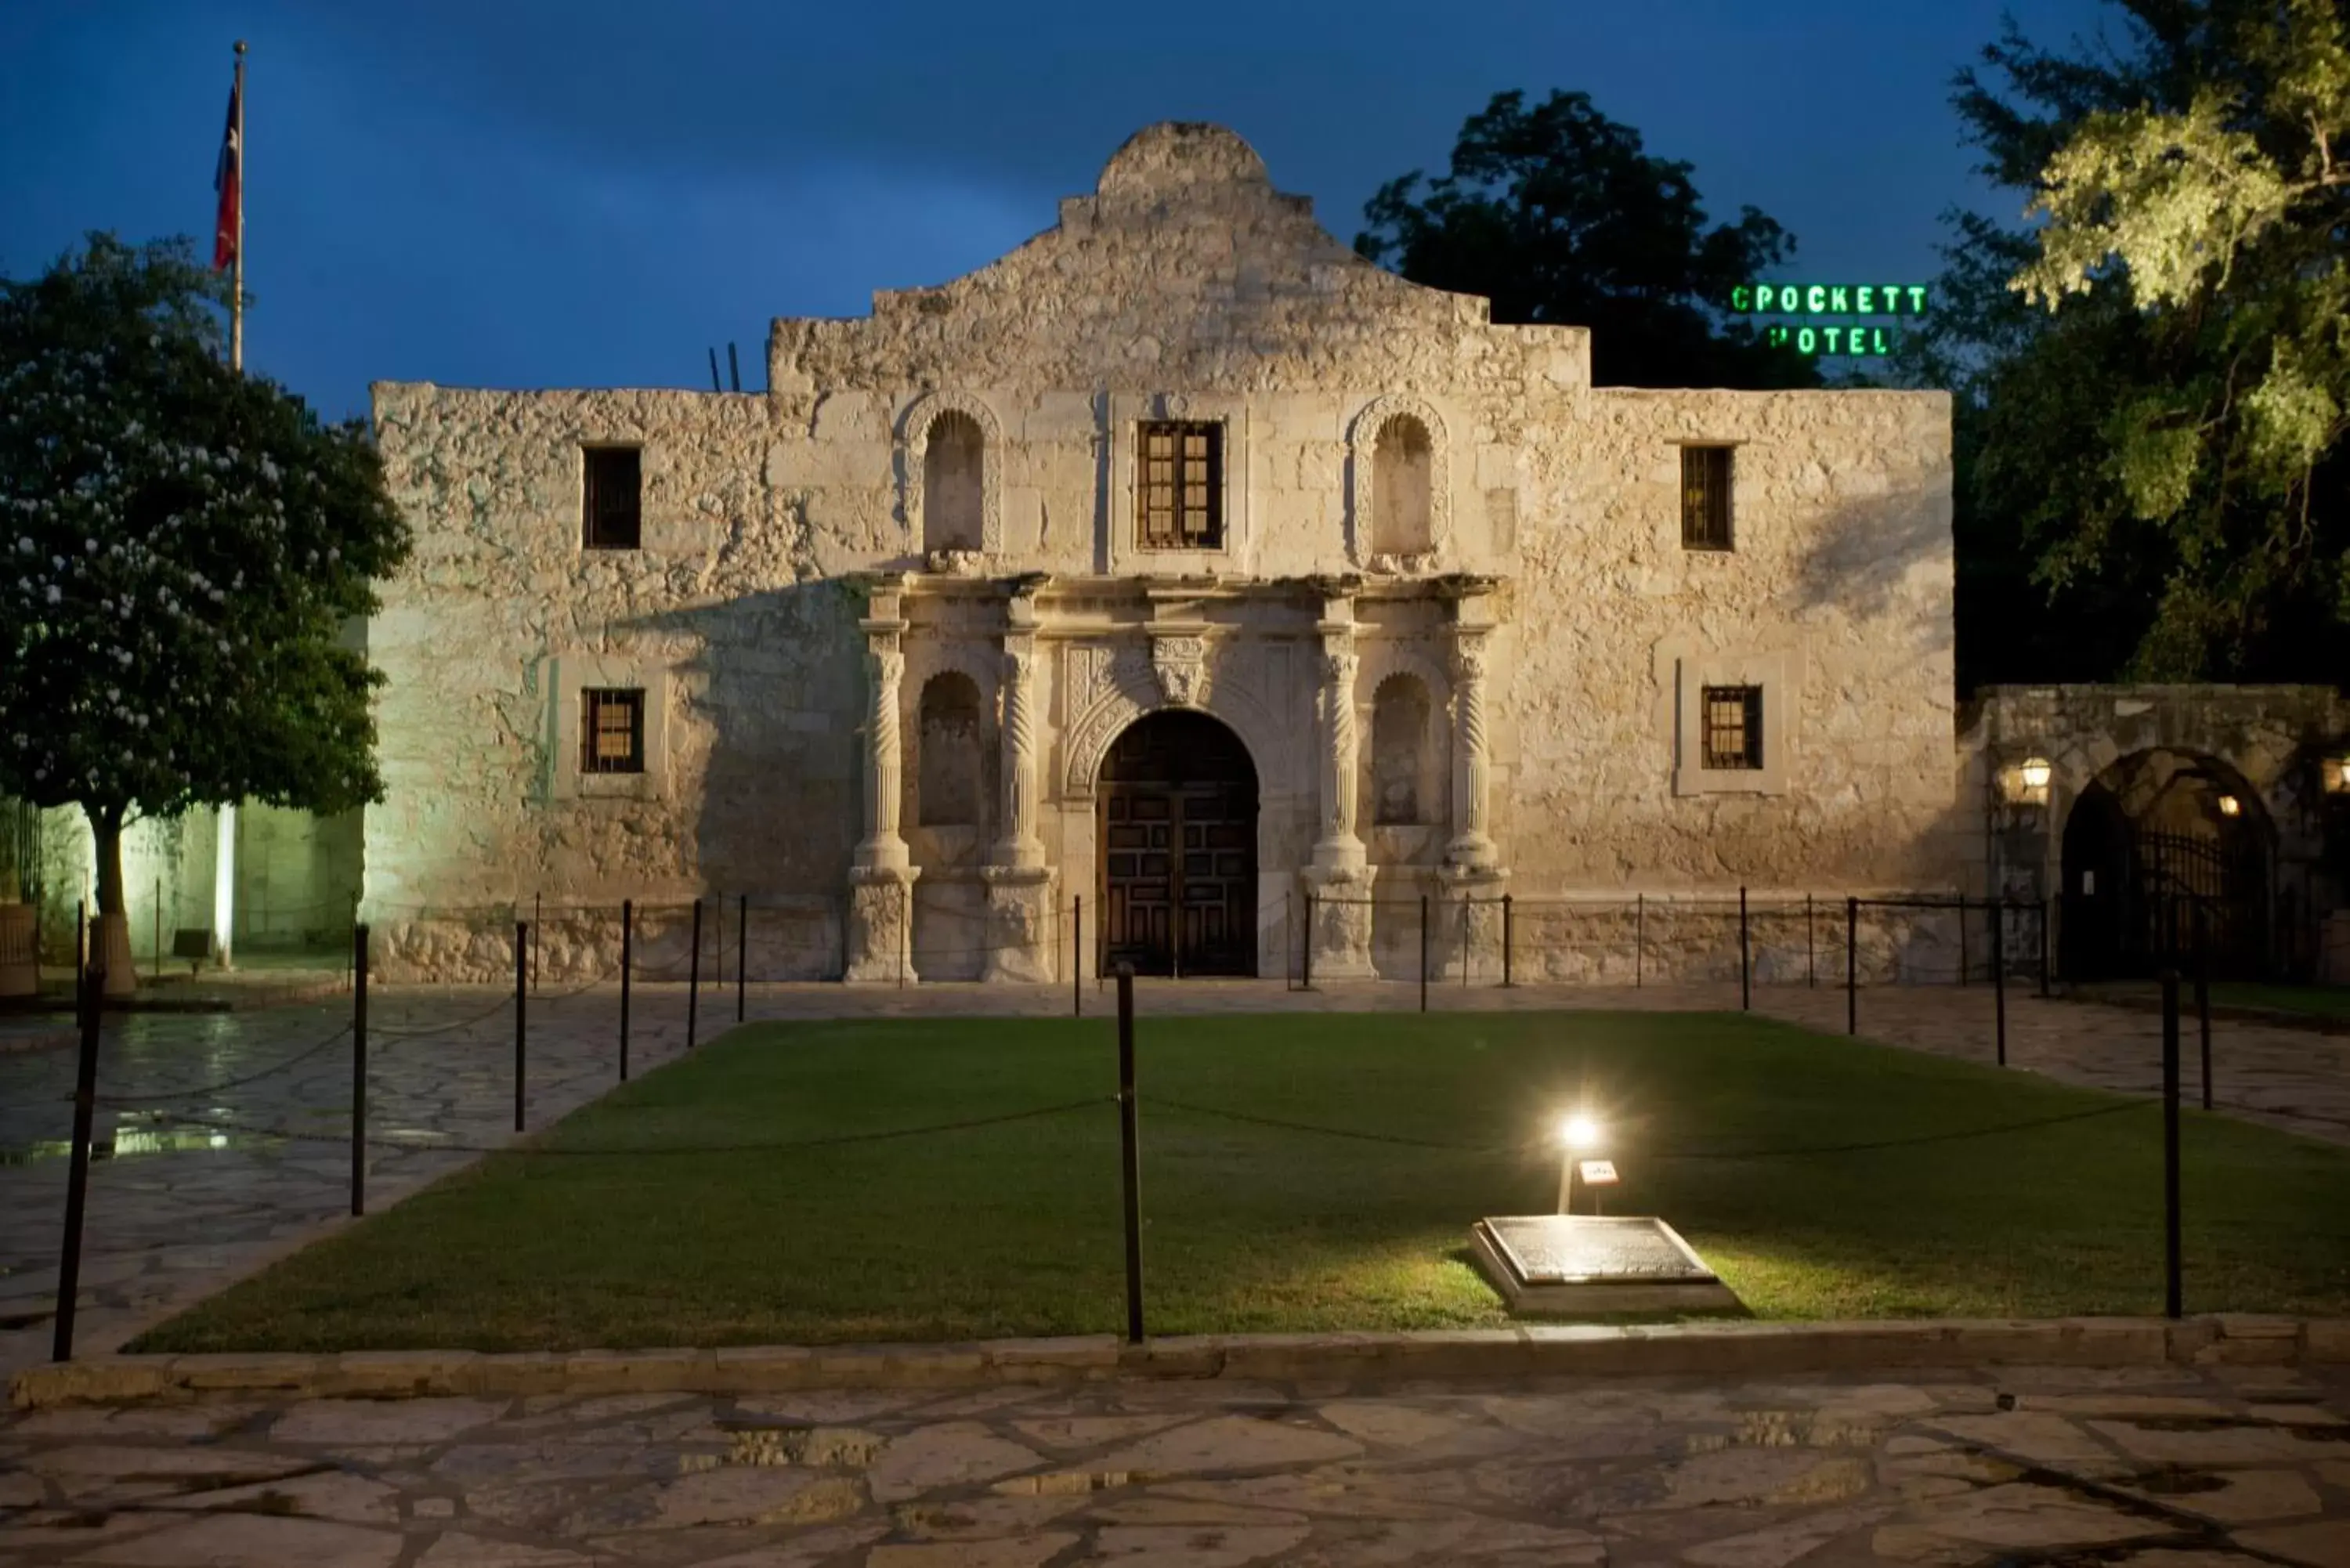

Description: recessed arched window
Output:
[922,411,985,555]
[917,671,985,827]
[1371,673,1441,826]
[1371,414,1434,557]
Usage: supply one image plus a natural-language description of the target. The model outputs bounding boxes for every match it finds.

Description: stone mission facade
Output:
[363,122,1959,983]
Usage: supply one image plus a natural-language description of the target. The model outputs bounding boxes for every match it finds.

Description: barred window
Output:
[583,446,642,551]
[1701,685,1762,770]
[1137,421,1222,549]
[581,688,645,775]
[1680,444,1733,550]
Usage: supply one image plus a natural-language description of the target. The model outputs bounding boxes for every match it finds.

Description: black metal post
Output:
[514,921,527,1133]
[73,897,85,1033]
[1958,892,1969,985]
[687,898,703,1051]
[352,923,368,1216]
[2039,896,2052,996]
[1738,886,1751,1010]
[1302,892,1314,991]
[2161,968,2183,1320]
[1502,894,1514,988]
[1991,903,2006,1068]
[1419,895,1430,1013]
[620,898,632,1082]
[52,952,102,1363]
[1074,896,1083,1017]
[737,893,748,1024]
[1115,962,1144,1345]
[1846,896,1859,1035]
[2194,901,2211,1112]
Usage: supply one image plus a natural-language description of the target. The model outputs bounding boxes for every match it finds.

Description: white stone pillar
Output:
[1438,609,1506,978]
[855,627,910,873]
[982,619,1055,982]
[846,607,917,983]
[992,640,1043,869]
[1311,629,1365,875]
[1303,599,1373,977]
[1446,628,1498,870]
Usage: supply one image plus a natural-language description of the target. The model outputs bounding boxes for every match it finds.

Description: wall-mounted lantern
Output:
[2001,755,2052,808]
[2326,757,2350,795]
[2217,793,2242,818]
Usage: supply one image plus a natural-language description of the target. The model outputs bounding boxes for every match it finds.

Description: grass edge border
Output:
[16,1314,2348,1411]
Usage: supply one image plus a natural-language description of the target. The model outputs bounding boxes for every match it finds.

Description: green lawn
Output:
[135,1011,2350,1353]
[2207,982,2350,1021]
[2076,980,2350,1022]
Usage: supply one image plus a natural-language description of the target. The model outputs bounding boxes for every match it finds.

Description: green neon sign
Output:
[1765,324,1896,356]
[1730,282,1929,356]
[1732,284,1929,316]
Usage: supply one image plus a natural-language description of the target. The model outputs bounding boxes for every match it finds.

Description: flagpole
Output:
[217,38,247,972]
[230,39,246,374]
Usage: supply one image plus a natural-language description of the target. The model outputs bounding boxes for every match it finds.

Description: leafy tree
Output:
[0,233,410,947]
[1913,1,2349,687]
[1354,89,1819,389]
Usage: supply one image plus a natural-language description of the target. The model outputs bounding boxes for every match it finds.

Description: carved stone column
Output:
[1303,596,1373,978]
[846,598,918,984]
[1445,629,1499,870]
[992,640,1043,867]
[983,588,1055,981]
[1439,599,1506,977]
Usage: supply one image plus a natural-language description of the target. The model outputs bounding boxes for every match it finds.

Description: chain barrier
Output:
[147,1096,1110,1160]
[367,993,518,1039]
[88,1022,355,1105]
[1145,1092,2157,1162]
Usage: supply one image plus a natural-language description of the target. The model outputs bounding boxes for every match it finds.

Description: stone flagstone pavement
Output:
[3,1361,2348,1565]
[2,980,2345,1381]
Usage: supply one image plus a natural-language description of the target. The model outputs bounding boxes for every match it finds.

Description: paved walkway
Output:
[2,981,2345,1381]
[3,1362,2347,1565]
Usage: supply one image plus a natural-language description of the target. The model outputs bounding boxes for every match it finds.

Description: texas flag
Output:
[212,74,240,271]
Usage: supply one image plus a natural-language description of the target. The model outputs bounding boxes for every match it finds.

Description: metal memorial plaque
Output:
[1470,1214,1742,1317]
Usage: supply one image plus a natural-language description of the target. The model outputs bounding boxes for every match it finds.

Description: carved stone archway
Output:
[898,390,1006,557]
[1346,393,1452,570]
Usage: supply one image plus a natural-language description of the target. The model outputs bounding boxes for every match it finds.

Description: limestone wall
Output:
[363,121,1958,981]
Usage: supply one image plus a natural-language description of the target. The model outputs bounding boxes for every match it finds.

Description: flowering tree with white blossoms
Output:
[0,234,410,941]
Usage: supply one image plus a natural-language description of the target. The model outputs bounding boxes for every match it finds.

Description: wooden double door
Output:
[1097,712,1258,977]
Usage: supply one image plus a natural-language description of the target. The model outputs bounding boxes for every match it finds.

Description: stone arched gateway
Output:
[2058,749,2272,981]
[1095,710,1260,977]
[1965,685,2350,982]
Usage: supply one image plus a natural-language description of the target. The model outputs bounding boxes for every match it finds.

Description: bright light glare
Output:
[1559,1113,1601,1148]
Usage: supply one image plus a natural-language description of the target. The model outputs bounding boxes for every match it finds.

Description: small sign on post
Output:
[1578,1159,1618,1187]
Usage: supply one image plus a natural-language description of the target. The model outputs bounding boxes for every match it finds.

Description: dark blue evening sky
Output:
[4,2,2117,421]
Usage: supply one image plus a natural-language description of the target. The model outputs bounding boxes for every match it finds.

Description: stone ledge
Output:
[13,1316,2346,1409]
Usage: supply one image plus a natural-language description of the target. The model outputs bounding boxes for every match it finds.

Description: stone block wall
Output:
[363,122,1961,981]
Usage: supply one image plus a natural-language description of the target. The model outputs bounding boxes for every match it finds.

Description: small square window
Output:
[581,688,645,774]
[1136,421,1222,549]
[583,446,642,551]
[1701,685,1762,770]
[1681,445,1733,551]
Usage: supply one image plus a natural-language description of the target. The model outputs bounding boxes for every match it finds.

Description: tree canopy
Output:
[1908,0,2349,688]
[0,233,410,914]
[1354,89,1819,390]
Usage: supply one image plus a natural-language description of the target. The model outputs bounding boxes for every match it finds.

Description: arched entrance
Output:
[2059,749,2272,980]
[1097,710,1258,977]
